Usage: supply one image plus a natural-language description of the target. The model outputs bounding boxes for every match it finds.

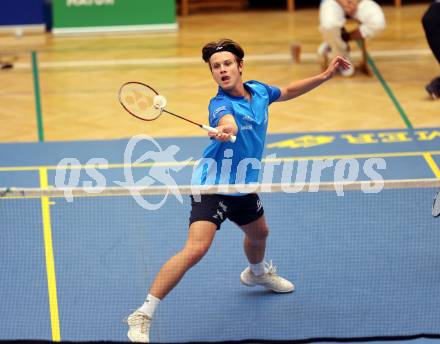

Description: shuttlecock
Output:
[153,95,167,109]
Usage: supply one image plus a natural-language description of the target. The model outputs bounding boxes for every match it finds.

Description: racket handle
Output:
[202,125,237,143]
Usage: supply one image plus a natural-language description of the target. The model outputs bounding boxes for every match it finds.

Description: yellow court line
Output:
[2,150,440,172]
[423,153,440,179]
[39,168,61,341]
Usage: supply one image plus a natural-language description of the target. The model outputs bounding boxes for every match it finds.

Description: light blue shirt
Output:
[191,80,281,186]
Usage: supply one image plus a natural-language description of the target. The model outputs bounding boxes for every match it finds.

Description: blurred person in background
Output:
[318,0,385,77]
[422,0,440,99]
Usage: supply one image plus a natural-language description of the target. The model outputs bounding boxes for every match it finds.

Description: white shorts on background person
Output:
[319,0,386,59]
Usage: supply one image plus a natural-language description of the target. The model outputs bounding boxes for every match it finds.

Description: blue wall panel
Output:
[0,0,44,26]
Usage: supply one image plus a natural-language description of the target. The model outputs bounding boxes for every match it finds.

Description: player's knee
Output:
[250,226,269,241]
[190,249,208,265]
[185,242,210,265]
[261,226,269,239]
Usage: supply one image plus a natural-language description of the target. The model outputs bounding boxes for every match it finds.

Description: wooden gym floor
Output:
[0,4,438,143]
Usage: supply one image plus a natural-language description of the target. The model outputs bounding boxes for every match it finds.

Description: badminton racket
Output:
[118,82,236,143]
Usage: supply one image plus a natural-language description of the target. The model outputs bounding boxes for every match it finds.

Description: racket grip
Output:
[202,125,237,143]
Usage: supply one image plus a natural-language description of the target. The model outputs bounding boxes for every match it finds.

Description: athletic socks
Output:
[250,262,267,276]
[137,294,161,319]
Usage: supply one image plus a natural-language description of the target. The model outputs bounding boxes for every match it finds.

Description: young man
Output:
[318,0,385,76]
[126,39,350,343]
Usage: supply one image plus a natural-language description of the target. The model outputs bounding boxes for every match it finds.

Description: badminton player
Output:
[127,38,351,342]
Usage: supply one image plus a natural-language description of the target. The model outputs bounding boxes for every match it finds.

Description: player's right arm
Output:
[208,98,238,142]
[209,114,238,142]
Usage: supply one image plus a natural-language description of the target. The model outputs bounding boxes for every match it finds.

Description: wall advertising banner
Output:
[52,0,177,35]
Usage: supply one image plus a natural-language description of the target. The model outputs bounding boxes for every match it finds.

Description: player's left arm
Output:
[276,56,351,102]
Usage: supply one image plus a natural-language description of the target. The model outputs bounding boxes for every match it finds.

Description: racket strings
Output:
[120,84,162,121]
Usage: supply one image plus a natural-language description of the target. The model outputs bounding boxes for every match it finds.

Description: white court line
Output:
[13,48,431,70]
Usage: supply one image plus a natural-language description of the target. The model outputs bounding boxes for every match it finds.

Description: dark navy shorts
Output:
[189,193,264,230]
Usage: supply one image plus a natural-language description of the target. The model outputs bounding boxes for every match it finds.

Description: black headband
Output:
[203,44,244,62]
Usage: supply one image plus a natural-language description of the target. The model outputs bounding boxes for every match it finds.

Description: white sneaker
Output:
[240,261,295,293]
[126,310,151,343]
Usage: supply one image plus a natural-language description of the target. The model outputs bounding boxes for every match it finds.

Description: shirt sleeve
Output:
[208,97,234,127]
[259,82,281,104]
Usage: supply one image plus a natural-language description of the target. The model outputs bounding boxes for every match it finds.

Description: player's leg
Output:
[149,220,217,299]
[226,194,294,293]
[422,2,440,99]
[239,215,294,293]
[127,220,217,343]
[241,214,269,265]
